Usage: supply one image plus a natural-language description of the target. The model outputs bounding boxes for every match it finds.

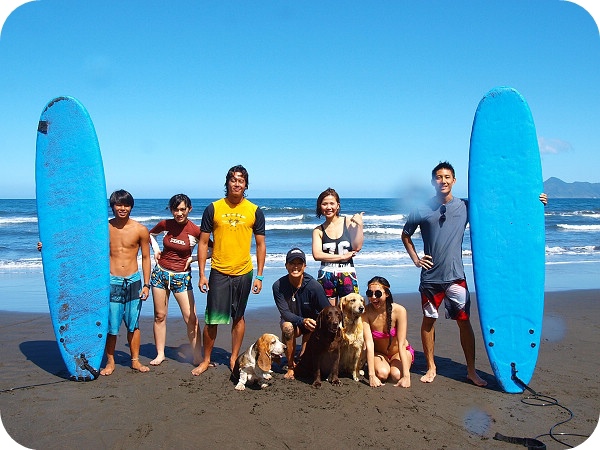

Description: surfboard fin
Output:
[37,120,48,134]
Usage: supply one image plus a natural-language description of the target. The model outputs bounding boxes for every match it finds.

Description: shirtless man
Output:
[100,189,151,375]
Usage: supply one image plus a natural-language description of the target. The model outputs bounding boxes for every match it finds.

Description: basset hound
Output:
[233,333,286,391]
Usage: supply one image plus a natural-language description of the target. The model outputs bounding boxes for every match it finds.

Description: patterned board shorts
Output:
[151,264,193,293]
[419,279,470,320]
[108,272,142,334]
[317,269,359,301]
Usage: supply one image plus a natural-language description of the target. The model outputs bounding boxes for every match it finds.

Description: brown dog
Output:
[233,333,286,391]
[339,293,366,381]
[293,305,343,387]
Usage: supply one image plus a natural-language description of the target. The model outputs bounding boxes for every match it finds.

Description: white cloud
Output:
[538,137,573,154]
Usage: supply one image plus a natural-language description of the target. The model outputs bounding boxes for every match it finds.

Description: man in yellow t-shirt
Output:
[193,165,266,375]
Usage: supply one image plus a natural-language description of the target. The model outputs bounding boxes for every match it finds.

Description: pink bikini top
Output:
[372,327,397,339]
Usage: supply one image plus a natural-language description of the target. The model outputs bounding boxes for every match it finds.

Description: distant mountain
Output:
[544,177,600,198]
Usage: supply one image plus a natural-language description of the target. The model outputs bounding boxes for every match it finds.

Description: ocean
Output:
[0,197,598,316]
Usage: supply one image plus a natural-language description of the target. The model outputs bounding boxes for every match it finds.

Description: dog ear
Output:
[255,335,272,372]
[257,351,271,372]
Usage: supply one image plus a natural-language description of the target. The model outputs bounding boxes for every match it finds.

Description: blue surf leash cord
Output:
[493,364,590,449]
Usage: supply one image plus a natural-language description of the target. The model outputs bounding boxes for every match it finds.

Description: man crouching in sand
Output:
[101,189,151,375]
[273,248,330,379]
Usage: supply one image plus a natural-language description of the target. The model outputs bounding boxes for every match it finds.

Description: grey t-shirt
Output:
[402,196,467,284]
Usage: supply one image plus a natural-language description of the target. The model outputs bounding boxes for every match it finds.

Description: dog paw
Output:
[312,380,322,388]
[260,383,269,388]
[263,373,272,380]
[235,383,246,391]
[331,378,341,386]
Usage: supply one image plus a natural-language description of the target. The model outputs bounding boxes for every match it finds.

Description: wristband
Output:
[143,284,151,289]
[256,275,264,281]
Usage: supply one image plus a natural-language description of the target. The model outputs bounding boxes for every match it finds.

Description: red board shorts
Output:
[419,279,470,321]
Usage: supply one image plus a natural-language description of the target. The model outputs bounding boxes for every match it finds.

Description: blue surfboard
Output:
[35,96,109,381]
[468,87,545,393]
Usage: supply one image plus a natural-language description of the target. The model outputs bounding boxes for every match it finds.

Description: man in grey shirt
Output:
[402,161,487,387]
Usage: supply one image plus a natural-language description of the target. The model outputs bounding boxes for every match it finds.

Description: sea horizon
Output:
[1,197,598,316]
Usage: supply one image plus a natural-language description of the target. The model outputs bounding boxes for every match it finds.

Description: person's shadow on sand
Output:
[412,350,499,391]
[137,343,231,367]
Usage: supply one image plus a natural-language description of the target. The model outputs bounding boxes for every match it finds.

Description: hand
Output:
[198,276,209,293]
[153,251,161,265]
[252,278,262,294]
[539,193,548,206]
[303,318,317,332]
[417,254,433,270]
[350,212,364,227]
[369,374,382,388]
[395,376,411,388]
[139,286,150,301]
[341,250,357,262]
[183,256,193,271]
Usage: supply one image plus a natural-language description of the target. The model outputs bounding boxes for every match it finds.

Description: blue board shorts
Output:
[150,263,193,293]
[205,269,253,325]
[108,272,143,334]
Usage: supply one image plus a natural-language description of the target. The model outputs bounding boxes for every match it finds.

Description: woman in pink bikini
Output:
[362,276,413,387]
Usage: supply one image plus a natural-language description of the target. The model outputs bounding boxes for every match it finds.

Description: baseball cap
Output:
[286,248,306,264]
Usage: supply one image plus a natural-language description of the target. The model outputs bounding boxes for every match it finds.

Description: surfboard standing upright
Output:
[36,96,109,381]
[468,87,545,393]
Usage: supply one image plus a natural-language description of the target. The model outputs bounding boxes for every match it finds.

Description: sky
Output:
[0,0,598,200]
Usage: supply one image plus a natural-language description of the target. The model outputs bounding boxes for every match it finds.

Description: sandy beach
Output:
[1,290,598,449]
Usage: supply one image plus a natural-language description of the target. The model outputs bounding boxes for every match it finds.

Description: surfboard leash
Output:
[0,380,69,393]
[493,363,590,449]
[75,354,100,381]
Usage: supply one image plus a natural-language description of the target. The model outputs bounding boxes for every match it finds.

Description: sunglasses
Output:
[439,204,446,223]
[366,289,384,298]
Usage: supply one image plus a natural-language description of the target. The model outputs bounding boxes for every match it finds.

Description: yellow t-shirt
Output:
[202,198,265,276]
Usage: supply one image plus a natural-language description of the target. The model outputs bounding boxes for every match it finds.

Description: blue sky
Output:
[0,0,598,199]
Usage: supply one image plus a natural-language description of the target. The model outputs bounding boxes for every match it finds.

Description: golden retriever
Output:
[339,293,366,381]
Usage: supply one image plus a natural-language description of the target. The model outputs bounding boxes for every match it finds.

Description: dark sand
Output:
[1,290,598,449]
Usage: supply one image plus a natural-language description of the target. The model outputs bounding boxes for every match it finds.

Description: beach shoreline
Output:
[0,289,598,449]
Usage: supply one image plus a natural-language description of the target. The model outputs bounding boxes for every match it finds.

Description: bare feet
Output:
[149,355,166,366]
[467,371,487,387]
[100,362,115,376]
[191,361,215,376]
[284,369,295,380]
[420,369,436,383]
[131,358,149,373]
